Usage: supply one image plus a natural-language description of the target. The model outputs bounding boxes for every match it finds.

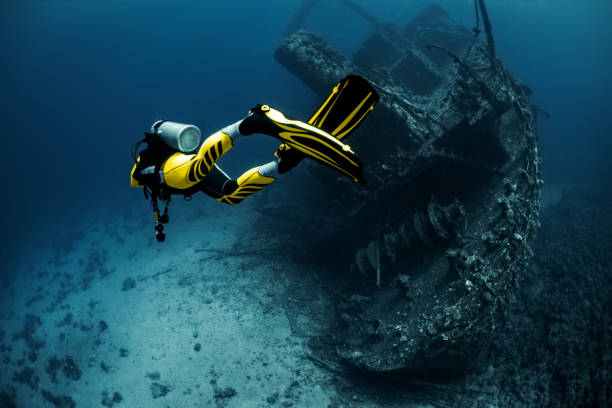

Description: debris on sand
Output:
[121,278,136,291]
[101,390,123,407]
[151,382,173,399]
[12,366,39,390]
[41,389,76,408]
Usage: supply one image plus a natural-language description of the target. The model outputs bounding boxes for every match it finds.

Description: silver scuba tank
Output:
[151,120,202,153]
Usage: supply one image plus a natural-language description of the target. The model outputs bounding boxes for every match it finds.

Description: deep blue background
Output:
[1,0,610,261]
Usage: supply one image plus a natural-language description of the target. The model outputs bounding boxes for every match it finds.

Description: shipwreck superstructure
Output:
[271,2,541,374]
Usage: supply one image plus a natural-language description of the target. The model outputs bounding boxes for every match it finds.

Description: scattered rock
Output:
[45,355,82,382]
[121,278,136,291]
[0,341,11,356]
[101,391,123,407]
[99,320,108,331]
[145,371,160,380]
[283,380,300,400]
[15,314,45,355]
[12,366,39,390]
[26,293,45,307]
[150,382,172,399]
[194,343,201,352]
[27,349,38,363]
[214,387,237,401]
[45,356,63,383]
[62,356,82,381]
[58,313,73,327]
[0,387,17,408]
[80,249,110,290]
[208,373,236,406]
[100,361,110,373]
[266,392,280,404]
[112,392,123,404]
[88,299,99,310]
[119,348,129,357]
[41,389,76,408]
[79,322,93,332]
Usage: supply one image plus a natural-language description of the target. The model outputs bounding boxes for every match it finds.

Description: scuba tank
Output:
[151,120,202,153]
[131,120,202,243]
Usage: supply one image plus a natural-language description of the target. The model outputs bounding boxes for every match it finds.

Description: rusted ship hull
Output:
[273,5,541,373]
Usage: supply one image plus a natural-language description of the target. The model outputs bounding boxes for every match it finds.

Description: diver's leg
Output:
[195,164,236,199]
[258,75,379,181]
[216,159,280,205]
[162,119,253,190]
[273,75,379,172]
[237,105,365,183]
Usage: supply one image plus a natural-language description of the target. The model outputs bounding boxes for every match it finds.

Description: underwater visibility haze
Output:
[0,0,610,407]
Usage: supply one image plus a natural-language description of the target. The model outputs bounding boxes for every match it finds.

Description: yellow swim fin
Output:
[309,74,379,139]
[247,105,366,183]
[274,75,379,178]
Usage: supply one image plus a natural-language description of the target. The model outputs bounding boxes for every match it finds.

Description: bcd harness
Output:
[132,121,191,242]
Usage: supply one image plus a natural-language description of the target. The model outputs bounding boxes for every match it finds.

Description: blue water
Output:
[1,0,611,260]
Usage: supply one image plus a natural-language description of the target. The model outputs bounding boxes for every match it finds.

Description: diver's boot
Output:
[238,104,366,183]
[272,75,379,177]
[237,75,378,183]
[275,144,304,174]
[217,160,278,205]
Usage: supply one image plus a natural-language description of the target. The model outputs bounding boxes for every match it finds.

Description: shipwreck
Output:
[267,1,542,375]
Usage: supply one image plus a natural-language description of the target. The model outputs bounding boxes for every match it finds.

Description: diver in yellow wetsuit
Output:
[130,75,379,241]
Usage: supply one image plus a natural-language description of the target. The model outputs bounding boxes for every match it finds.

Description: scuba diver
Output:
[131,75,379,242]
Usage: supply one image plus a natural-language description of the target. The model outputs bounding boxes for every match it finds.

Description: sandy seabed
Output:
[0,195,341,408]
[3,184,609,408]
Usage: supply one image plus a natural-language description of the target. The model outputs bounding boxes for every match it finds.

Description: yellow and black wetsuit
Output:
[131,75,379,206]
[130,120,280,205]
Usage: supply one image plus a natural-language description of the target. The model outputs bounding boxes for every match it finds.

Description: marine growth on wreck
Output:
[271,3,542,374]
